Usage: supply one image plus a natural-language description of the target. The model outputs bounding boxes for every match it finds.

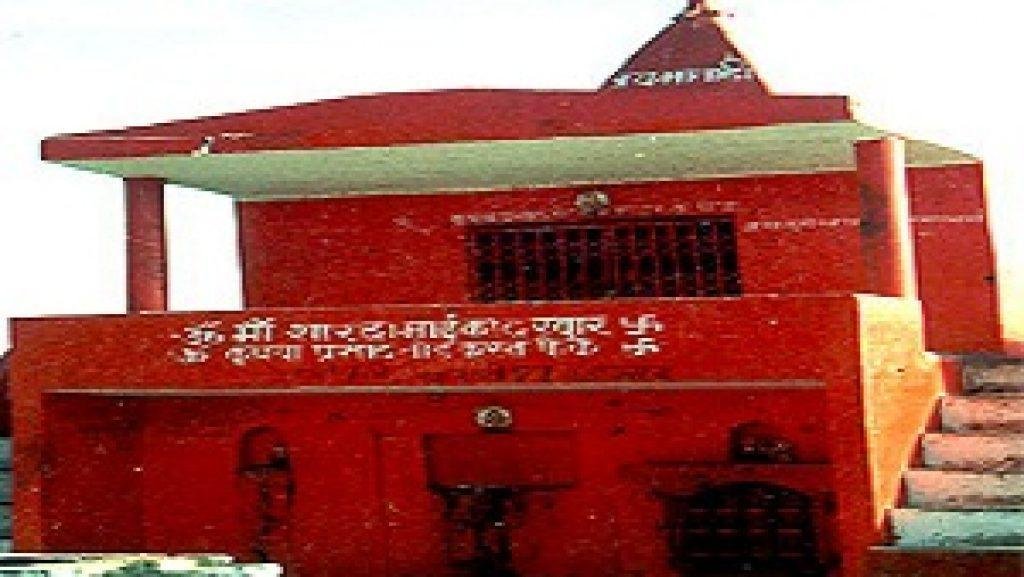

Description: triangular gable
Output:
[603,0,767,92]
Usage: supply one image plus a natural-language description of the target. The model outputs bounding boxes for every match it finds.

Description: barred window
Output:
[664,483,826,577]
[468,217,740,303]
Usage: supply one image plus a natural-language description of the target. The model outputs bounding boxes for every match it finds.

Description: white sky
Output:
[1,0,1022,352]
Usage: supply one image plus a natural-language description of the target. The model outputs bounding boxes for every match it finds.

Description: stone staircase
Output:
[871,357,1024,575]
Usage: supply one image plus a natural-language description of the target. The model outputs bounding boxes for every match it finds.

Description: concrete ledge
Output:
[905,469,1024,509]
[890,509,1024,547]
[942,396,1024,433]
[923,433,1024,472]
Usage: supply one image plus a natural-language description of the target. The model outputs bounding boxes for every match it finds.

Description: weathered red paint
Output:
[40,89,850,161]
[236,166,1001,354]
[125,177,167,313]
[907,163,1004,353]
[238,173,867,307]
[10,296,934,577]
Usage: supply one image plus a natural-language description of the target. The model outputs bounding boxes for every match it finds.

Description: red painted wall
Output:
[10,295,946,576]
[41,391,831,577]
[237,173,864,306]
[11,298,852,392]
[10,296,944,576]
[238,167,1001,353]
[43,396,144,551]
[12,295,905,573]
[907,164,1003,352]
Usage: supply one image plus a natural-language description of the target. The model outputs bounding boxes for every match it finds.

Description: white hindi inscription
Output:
[610,55,755,88]
[170,314,667,366]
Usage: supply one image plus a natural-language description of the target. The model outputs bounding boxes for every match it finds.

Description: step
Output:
[905,469,1024,510]
[867,546,1024,577]
[0,506,9,537]
[966,362,1024,383]
[890,509,1024,547]
[969,382,1024,395]
[965,362,1024,394]
[922,433,1024,472]
[942,396,1024,433]
[0,472,9,504]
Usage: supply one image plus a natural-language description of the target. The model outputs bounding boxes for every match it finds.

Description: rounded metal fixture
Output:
[474,405,513,430]
[575,190,611,216]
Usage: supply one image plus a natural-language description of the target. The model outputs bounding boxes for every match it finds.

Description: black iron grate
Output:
[664,483,825,577]
[469,217,740,303]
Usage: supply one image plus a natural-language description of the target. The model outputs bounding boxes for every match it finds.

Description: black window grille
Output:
[664,483,825,577]
[468,217,740,303]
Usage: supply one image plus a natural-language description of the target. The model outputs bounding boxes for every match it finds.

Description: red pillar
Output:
[856,137,917,299]
[125,177,167,313]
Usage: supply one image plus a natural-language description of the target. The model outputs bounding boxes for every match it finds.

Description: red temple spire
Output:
[603,0,763,91]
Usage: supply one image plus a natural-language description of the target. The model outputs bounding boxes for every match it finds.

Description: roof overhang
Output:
[50,121,977,201]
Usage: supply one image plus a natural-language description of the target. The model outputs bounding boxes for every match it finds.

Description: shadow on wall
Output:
[729,421,798,464]
[238,427,295,565]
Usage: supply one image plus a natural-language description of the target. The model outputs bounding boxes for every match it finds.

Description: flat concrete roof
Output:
[53,121,977,200]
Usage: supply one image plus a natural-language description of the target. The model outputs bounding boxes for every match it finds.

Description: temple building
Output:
[7,2,1023,576]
